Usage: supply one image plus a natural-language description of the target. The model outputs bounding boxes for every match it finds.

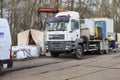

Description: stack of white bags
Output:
[12,45,41,59]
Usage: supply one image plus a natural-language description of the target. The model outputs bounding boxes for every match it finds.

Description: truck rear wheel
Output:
[51,52,59,57]
[76,45,83,59]
[99,50,105,55]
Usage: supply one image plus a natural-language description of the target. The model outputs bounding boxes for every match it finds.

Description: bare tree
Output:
[2,0,120,45]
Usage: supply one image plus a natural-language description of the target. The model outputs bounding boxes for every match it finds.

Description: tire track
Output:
[0,59,73,76]
[0,53,99,76]
[65,60,120,80]
[31,59,97,76]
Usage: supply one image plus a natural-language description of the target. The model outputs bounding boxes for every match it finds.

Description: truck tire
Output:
[99,50,104,55]
[76,45,83,59]
[51,52,59,57]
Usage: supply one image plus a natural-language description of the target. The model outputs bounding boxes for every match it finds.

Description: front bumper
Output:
[46,41,75,52]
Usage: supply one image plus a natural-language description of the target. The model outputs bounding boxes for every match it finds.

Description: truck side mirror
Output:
[44,22,48,30]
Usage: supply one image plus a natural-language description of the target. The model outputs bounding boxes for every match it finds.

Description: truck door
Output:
[71,19,80,40]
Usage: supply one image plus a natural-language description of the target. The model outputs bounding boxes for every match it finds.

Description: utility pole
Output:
[0,0,3,18]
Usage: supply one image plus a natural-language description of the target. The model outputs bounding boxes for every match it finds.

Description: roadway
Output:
[0,52,120,80]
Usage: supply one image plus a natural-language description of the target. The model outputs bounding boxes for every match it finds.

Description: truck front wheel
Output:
[76,45,83,59]
[51,52,59,57]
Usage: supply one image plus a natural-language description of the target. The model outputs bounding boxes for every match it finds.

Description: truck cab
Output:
[0,18,13,72]
[45,11,83,58]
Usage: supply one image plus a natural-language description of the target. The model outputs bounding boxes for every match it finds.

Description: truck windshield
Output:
[45,21,68,31]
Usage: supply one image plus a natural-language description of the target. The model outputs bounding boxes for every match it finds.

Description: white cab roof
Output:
[55,11,80,19]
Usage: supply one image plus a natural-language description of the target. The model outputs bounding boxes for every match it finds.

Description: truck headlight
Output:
[66,45,71,50]
[45,42,48,49]
[45,45,48,49]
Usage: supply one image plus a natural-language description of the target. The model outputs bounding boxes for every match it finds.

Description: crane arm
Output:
[37,8,64,13]
[37,7,65,30]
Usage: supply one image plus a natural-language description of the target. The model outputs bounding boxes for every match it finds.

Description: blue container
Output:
[95,21,106,39]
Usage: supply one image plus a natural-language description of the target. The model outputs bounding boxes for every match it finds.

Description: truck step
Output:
[88,49,97,51]
[89,44,96,47]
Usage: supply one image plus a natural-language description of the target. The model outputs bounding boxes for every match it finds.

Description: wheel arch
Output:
[75,38,83,47]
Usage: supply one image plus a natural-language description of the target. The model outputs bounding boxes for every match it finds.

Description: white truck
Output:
[45,11,113,59]
[0,18,13,71]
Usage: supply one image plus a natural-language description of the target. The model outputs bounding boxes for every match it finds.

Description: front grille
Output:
[53,42,62,44]
[49,34,64,40]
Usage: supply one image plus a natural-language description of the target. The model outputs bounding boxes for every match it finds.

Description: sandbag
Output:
[12,45,41,59]
[16,51,27,59]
